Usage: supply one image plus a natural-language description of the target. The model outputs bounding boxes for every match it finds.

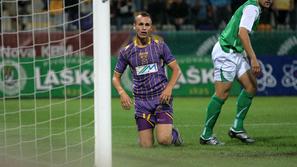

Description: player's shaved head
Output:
[134,11,152,24]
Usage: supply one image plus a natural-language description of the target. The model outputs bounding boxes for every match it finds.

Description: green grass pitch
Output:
[112,96,297,167]
[0,96,297,167]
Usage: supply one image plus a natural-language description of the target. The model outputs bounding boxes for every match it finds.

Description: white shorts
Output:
[212,42,250,82]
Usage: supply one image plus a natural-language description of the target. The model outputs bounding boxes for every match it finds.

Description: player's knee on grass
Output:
[155,112,174,145]
[139,139,154,148]
[156,124,173,146]
[156,134,172,145]
[138,128,154,148]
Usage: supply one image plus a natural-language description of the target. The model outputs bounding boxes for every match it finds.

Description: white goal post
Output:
[93,0,112,167]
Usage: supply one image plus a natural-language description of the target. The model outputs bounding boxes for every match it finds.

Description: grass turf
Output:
[112,96,297,167]
[0,96,296,166]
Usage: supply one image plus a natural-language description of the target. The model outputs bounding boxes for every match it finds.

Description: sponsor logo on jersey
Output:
[136,63,158,75]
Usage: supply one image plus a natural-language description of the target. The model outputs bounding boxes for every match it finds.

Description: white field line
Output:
[112,122,297,129]
[0,122,295,131]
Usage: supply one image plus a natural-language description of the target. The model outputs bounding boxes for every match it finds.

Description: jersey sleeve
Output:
[114,49,128,74]
[162,43,176,64]
[239,5,259,32]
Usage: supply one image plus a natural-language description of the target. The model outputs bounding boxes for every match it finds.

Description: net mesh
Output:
[0,0,94,166]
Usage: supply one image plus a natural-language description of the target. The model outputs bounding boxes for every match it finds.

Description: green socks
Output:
[201,95,225,139]
[201,90,254,139]
[232,90,254,131]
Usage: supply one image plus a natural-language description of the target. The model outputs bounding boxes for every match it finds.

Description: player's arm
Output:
[160,60,181,104]
[112,71,132,110]
[238,27,260,76]
[238,5,261,76]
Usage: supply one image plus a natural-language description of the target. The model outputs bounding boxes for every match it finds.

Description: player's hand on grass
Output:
[120,92,132,110]
[160,87,172,104]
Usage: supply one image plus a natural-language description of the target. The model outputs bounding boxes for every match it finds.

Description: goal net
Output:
[0,0,94,166]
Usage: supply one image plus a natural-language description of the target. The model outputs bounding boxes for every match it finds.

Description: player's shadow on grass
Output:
[225,135,297,147]
[255,135,297,147]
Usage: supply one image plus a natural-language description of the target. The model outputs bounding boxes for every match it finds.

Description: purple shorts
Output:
[134,97,173,131]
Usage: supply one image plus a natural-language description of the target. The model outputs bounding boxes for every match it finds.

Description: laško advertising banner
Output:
[1,55,297,97]
[1,32,297,97]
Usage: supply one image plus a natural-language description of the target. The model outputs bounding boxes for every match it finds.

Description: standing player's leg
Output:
[233,70,257,131]
[228,58,257,143]
[200,81,231,145]
[200,42,234,145]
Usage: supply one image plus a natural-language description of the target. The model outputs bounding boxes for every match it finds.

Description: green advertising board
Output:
[0,57,94,98]
[1,31,296,98]
[111,55,241,97]
[0,56,241,98]
[171,55,241,96]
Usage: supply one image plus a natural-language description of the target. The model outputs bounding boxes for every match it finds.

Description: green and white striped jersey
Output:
[219,0,261,53]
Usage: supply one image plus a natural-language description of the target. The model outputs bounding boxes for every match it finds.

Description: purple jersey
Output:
[115,36,176,99]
